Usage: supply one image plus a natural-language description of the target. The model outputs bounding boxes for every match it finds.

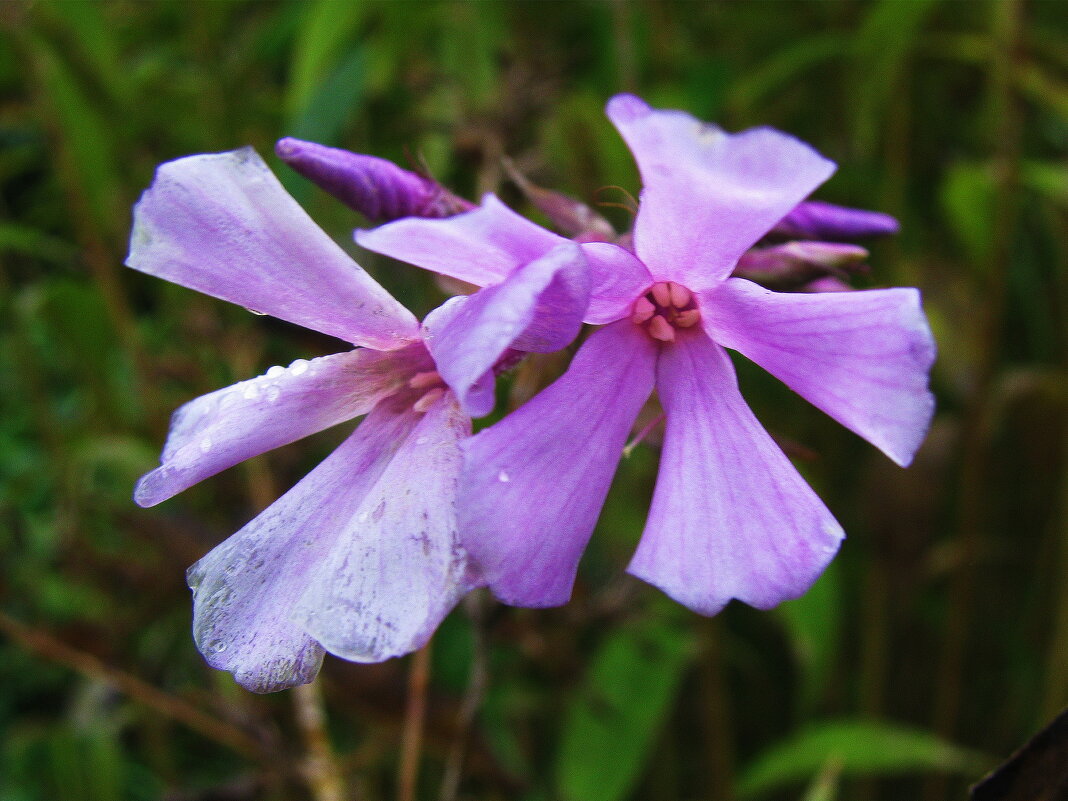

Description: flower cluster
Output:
[129,95,935,692]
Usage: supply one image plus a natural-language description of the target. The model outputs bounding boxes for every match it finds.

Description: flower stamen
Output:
[631,280,701,342]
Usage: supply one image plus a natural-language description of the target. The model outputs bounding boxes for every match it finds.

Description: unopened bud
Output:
[771,200,899,241]
[275,138,472,222]
[734,241,869,290]
[504,158,616,241]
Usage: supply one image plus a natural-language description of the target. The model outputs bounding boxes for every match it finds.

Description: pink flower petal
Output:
[186,401,417,692]
[628,331,844,615]
[580,242,653,324]
[459,321,657,606]
[702,278,936,466]
[294,392,478,662]
[605,94,836,290]
[355,194,565,288]
[422,242,590,417]
[127,148,419,349]
[135,345,432,507]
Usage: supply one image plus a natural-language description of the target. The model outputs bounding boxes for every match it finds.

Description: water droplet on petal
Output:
[357,512,369,523]
[245,307,268,316]
[265,385,281,403]
[243,383,261,400]
[208,639,228,653]
[266,365,285,378]
[415,436,429,445]
[497,470,510,483]
[219,391,239,409]
[199,435,213,453]
[289,358,309,376]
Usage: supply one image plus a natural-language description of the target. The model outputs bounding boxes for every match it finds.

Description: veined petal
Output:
[294,392,477,662]
[135,344,432,507]
[629,332,844,615]
[605,94,836,290]
[580,242,652,324]
[459,321,657,607]
[423,242,590,417]
[127,148,419,348]
[186,401,415,693]
[702,278,936,466]
[355,194,565,288]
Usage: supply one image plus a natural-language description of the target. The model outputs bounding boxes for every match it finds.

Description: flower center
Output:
[408,370,446,412]
[631,281,700,343]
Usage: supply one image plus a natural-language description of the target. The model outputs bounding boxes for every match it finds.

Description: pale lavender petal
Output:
[605,94,836,289]
[355,194,565,288]
[459,321,657,606]
[276,138,472,221]
[628,331,844,615]
[186,402,415,692]
[422,242,589,417]
[294,392,478,662]
[702,278,936,466]
[771,200,900,240]
[580,242,652,324]
[127,148,419,348]
[135,344,432,507]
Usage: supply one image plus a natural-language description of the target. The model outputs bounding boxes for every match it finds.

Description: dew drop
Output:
[219,391,239,409]
[357,512,369,523]
[243,383,261,400]
[245,307,268,316]
[199,435,213,453]
[289,358,309,376]
[208,639,228,653]
[266,365,285,378]
[497,470,510,483]
[265,385,281,403]
[415,436,429,445]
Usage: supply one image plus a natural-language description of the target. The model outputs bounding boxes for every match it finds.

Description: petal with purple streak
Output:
[702,278,936,466]
[135,344,432,507]
[628,331,844,615]
[580,242,652,324]
[355,194,566,288]
[127,148,419,348]
[422,242,590,417]
[294,392,478,662]
[459,321,657,607]
[605,94,836,290]
[186,401,416,693]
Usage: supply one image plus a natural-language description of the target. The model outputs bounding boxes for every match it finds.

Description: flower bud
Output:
[734,241,869,290]
[771,200,899,240]
[275,138,472,222]
[504,158,616,241]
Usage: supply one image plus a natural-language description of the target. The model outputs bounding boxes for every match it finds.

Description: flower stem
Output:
[398,641,433,801]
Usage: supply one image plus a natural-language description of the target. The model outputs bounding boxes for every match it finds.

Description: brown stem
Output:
[293,681,347,801]
[439,593,490,801]
[398,642,433,801]
[0,610,263,759]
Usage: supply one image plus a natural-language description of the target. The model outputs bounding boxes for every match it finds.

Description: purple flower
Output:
[357,95,936,615]
[275,137,473,222]
[128,148,492,692]
[356,195,592,417]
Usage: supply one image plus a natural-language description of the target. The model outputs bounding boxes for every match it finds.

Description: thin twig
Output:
[398,641,433,801]
[439,593,491,801]
[0,610,263,758]
[293,681,347,801]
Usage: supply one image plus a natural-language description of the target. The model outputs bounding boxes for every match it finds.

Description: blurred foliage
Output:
[0,0,1065,800]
